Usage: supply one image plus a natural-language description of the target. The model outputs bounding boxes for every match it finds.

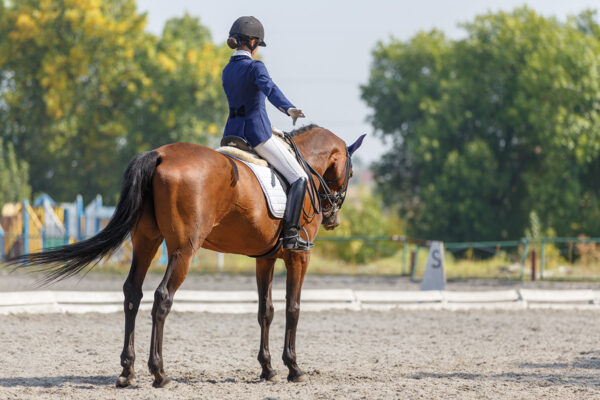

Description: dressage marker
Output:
[420,241,446,291]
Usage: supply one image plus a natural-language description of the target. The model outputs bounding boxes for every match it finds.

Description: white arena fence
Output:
[1,289,600,315]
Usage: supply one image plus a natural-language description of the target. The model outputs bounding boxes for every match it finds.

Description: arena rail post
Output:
[63,208,70,245]
[568,241,573,264]
[540,239,546,279]
[159,240,168,265]
[76,195,83,241]
[95,195,102,234]
[217,252,224,270]
[401,236,408,275]
[22,199,29,255]
[519,239,529,280]
[0,225,4,262]
[409,245,421,282]
[531,249,537,281]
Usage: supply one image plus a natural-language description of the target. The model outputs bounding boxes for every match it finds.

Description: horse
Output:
[10,124,365,388]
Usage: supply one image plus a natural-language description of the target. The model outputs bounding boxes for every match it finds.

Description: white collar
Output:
[233,49,252,59]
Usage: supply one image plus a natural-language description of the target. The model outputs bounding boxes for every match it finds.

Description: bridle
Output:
[284,133,352,221]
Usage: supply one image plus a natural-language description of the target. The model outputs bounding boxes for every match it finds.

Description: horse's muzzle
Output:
[322,211,340,230]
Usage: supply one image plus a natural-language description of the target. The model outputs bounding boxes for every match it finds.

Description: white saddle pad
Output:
[234,157,287,219]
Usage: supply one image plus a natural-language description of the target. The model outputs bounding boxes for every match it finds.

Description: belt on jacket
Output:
[229,106,246,118]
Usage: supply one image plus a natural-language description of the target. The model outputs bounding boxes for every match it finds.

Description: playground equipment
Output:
[0,194,169,265]
[1,199,43,258]
[83,195,116,238]
[33,193,66,248]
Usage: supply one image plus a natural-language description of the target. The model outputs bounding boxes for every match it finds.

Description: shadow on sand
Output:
[0,375,115,389]
[0,373,270,389]
[405,353,600,388]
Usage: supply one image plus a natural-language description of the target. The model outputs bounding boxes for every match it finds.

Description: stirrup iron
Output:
[283,226,314,251]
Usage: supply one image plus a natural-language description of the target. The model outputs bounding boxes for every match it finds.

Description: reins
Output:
[283,133,351,221]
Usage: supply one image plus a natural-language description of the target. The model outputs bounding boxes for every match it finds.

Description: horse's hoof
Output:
[152,376,171,388]
[260,371,279,383]
[116,375,136,388]
[288,372,307,383]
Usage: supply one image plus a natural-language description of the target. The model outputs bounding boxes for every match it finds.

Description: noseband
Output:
[284,133,351,220]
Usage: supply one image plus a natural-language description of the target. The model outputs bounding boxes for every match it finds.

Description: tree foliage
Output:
[0,1,229,202]
[0,138,31,207]
[317,187,404,264]
[361,7,600,241]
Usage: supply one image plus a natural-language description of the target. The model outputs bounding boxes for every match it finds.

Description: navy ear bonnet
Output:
[347,134,366,157]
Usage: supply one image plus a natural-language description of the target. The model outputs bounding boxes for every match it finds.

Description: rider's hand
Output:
[287,108,305,126]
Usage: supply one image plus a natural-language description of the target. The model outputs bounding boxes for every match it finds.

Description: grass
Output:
[21,241,600,282]
[92,246,525,279]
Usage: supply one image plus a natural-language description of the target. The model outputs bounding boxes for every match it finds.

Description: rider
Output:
[222,16,312,251]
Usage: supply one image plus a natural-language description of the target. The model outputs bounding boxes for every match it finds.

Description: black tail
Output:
[8,151,160,285]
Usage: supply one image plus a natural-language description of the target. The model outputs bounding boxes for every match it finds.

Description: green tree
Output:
[0,139,31,207]
[361,7,600,241]
[0,1,229,202]
[125,12,229,157]
[0,0,150,200]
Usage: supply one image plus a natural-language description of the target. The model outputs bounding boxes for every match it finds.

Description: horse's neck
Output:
[296,133,331,175]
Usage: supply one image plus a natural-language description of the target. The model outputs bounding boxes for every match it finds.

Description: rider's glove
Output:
[287,108,305,126]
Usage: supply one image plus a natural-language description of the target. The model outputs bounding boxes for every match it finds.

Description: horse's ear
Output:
[347,134,366,156]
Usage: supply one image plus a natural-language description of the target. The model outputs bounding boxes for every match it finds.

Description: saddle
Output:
[216,127,290,167]
[218,136,268,166]
[216,128,291,220]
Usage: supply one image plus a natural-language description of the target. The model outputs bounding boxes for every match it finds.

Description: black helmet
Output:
[229,16,266,47]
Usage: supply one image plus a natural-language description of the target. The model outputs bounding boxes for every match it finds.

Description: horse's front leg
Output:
[282,250,310,382]
[256,258,277,381]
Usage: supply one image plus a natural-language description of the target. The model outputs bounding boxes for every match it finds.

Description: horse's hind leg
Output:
[147,245,195,388]
[116,206,162,388]
[256,258,277,382]
[282,250,310,382]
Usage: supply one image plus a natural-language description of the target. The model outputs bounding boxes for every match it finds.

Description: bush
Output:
[316,186,404,264]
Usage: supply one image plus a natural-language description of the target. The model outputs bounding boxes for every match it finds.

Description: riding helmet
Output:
[229,16,266,47]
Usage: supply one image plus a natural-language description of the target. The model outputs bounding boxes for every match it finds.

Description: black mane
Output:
[288,124,320,138]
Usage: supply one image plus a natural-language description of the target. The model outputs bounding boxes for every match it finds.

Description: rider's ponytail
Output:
[227,36,239,49]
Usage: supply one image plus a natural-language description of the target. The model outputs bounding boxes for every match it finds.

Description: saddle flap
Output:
[243,160,288,219]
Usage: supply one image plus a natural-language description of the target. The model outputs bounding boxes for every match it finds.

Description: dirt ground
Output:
[2,272,600,399]
[1,307,600,399]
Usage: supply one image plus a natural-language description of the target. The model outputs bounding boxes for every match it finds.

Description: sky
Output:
[137,0,598,165]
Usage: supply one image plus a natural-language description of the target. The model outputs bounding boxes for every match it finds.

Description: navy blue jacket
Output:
[222,55,294,147]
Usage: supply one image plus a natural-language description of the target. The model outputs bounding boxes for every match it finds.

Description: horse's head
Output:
[320,133,366,230]
[289,125,366,230]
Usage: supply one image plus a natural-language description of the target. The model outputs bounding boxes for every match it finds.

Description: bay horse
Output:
[11,124,365,388]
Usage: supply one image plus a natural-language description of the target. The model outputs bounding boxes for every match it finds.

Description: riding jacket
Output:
[222,50,294,147]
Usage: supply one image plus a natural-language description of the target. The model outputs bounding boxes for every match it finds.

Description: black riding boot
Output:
[282,178,314,251]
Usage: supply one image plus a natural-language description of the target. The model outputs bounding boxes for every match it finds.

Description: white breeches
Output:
[254,136,308,184]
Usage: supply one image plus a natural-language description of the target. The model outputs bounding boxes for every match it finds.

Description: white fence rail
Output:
[2,289,600,315]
